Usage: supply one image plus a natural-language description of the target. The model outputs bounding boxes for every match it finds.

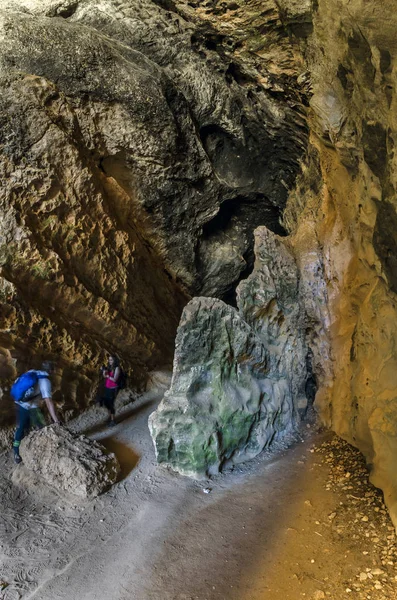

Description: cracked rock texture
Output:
[149,228,307,477]
[283,0,397,527]
[0,0,309,422]
[2,0,397,535]
[19,425,120,499]
[150,0,397,528]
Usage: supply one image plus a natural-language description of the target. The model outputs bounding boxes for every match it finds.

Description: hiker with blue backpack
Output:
[11,360,60,464]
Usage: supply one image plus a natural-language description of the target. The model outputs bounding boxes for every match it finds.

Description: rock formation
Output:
[149,228,308,477]
[0,0,309,423]
[149,0,397,528]
[20,425,120,498]
[285,0,397,526]
[1,0,397,532]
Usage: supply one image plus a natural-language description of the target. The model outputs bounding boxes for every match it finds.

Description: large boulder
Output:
[149,294,302,478]
[20,425,120,499]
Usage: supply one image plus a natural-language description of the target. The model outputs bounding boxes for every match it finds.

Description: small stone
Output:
[313,591,325,600]
[203,488,211,494]
[374,581,382,589]
[362,516,369,522]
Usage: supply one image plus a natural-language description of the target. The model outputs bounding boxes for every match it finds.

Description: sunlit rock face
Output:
[0,0,309,421]
[149,228,308,477]
[283,0,397,526]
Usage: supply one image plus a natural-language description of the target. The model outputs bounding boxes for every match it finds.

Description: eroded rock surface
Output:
[237,227,309,415]
[3,0,397,535]
[283,0,397,527]
[149,297,271,477]
[20,425,120,498]
[149,229,308,477]
[0,0,310,420]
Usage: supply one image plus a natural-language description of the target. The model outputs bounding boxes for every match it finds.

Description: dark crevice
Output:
[198,195,287,305]
[225,62,256,86]
[305,349,317,409]
[380,49,392,75]
[150,0,179,15]
[52,1,79,18]
[373,200,397,294]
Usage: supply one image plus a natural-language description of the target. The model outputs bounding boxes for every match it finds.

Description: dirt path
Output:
[0,389,396,600]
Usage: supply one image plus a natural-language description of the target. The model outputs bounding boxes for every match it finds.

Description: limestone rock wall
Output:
[149,0,397,527]
[3,0,397,530]
[0,0,309,420]
[284,0,397,525]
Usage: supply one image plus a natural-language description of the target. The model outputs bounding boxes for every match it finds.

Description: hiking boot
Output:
[107,419,116,428]
[14,453,22,464]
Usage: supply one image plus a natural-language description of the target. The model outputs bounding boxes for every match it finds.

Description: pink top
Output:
[105,369,119,389]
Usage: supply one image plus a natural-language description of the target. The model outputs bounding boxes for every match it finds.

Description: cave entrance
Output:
[197,194,287,305]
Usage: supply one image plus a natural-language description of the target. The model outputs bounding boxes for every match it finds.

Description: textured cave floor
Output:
[0,391,396,600]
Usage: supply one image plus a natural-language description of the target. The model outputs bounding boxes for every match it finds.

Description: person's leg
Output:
[103,389,116,426]
[13,405,31,463]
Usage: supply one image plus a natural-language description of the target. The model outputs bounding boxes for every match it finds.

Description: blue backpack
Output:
[10,371,47,402]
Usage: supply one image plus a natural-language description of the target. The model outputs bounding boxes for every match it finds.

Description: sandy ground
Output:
[0,387,396,600]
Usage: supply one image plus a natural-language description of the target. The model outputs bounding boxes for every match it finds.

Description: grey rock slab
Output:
[237,227,309,412]
[149,297,298,478]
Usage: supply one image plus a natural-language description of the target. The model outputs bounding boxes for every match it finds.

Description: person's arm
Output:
[38,375,59,424]
[44,397,59,424]
[108,366,120,383]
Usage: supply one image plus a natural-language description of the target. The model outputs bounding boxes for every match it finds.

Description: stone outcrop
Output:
[282,0,397,527]
[0,0,310,420]
[2,0,397,534]
[20,425,120,499]
[149,297,273,477]
[149,228,308,477]
[237,227,309,415]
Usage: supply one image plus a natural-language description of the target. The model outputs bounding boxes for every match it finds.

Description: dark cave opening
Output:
[199,195,287,306]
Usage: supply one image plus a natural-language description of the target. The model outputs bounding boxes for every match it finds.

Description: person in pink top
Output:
[101,355,120,427]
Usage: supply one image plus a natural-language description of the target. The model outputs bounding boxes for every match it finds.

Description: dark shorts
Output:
[102,387,118,414]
